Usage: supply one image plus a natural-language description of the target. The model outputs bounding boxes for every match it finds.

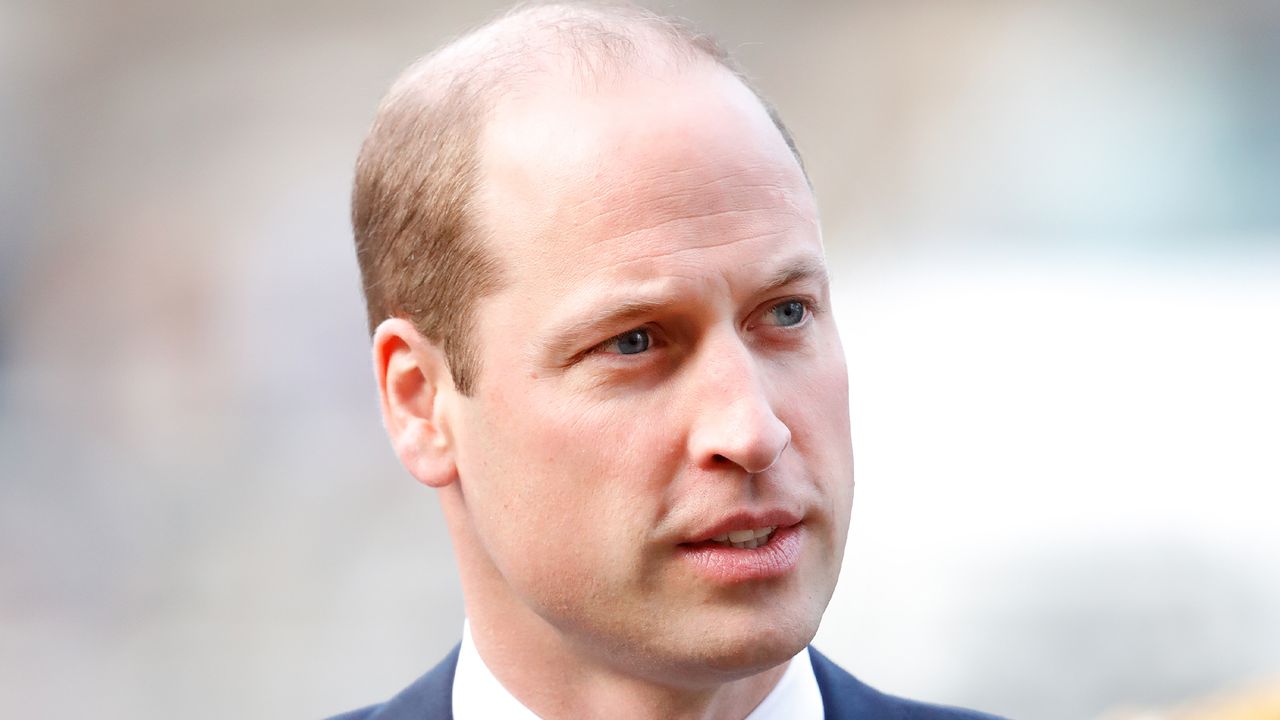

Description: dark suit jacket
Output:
[329,645,1005,719]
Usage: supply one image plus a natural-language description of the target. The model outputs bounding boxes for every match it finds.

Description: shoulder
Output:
[325,644,460,720]
[808,647,1007,720]
[326,707,378,720]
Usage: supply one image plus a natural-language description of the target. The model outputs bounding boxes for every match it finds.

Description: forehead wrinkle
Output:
[599,225,816,277]
[520,194,815,287]
[548,184,816,269]
[558,188,816,265]
[608,207,807,253]
[578,251,828,350]
[557,160,797,215]
[551,162,812,241]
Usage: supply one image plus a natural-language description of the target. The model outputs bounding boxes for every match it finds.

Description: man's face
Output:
[450,63,854,682]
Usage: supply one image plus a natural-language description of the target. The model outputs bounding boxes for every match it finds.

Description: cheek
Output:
[779,348,853,492]
[808,334,851,431]
[460,384,679,585]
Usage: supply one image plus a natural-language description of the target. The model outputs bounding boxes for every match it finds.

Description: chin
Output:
[659,602,821,684]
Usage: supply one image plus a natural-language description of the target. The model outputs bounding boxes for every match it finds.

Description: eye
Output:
[765,299,808,327]
[599,327,652,355]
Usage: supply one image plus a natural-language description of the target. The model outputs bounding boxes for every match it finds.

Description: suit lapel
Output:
[368,643,459,720]
[808,646,886,719]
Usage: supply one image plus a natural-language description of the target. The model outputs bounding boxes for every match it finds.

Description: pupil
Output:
[617,329,650,354]
[775,301,804,326]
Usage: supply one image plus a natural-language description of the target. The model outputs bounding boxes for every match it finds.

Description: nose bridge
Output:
[686,329,791,474]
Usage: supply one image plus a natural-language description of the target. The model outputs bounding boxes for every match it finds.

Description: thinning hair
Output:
[351,1,805,395]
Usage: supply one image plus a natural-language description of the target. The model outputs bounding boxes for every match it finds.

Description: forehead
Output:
[475,62,820,313]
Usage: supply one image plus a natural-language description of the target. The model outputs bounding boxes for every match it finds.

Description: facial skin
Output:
[376,59,854,719]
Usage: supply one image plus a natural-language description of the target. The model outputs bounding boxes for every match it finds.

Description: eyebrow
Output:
[759,257,830,298]
[538,256,830,363]
[539,296,671,363]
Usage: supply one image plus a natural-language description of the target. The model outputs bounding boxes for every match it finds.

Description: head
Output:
[358,1,854,688]
[352,2,803,395]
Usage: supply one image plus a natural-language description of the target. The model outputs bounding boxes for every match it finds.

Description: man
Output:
[334,3,1002,719]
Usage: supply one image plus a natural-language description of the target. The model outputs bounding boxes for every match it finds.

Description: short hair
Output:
[351,1,805,395]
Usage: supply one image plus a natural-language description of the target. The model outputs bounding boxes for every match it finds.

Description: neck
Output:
[441,487,791,720]
[466,608,788,720]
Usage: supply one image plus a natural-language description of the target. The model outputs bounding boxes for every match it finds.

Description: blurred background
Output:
[2,0,1278,718]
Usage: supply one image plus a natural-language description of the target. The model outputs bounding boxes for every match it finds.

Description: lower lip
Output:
[677,524,803,583]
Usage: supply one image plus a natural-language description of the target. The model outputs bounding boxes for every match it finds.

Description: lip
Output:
[677,523,804,583]
[682,508,804,544]
[675,508,805,584]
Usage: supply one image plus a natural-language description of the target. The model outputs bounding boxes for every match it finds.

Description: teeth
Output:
[712,526,777,548]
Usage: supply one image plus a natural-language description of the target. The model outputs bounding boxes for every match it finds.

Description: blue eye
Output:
[768,300,807,327]
[606,328,651,355]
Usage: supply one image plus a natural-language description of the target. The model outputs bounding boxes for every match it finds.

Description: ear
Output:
[372,318,460,488]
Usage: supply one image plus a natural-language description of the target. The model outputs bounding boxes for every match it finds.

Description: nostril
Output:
[711,454,730,464]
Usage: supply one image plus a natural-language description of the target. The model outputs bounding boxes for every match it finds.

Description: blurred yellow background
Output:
[2,1,1278,718]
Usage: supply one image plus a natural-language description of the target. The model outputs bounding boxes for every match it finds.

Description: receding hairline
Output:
[352,1,806,394]
[398,4,719,83]
[380,2,805,171]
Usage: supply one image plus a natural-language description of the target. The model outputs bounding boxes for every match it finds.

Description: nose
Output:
[686,337,792,475]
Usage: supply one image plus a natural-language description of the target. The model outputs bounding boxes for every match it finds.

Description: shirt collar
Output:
[452,620,540,720]
[452,620,824,720]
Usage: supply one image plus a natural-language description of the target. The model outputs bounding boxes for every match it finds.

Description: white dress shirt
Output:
[452,620,824,720]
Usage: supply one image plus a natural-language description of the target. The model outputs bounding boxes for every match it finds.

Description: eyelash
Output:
[754,296,819,330]
[586,296,820,359]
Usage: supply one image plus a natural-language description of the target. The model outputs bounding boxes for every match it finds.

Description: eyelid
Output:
[750,295,821,329]
[573,294,820,364]
[586,324,659,357]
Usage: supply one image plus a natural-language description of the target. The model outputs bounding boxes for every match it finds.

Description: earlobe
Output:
[372,318,459,488]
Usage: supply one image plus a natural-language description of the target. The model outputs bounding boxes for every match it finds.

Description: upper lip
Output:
[680,507,804,544]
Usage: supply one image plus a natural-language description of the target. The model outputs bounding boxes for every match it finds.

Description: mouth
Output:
[677,522,804,582]
[701,526,778,549]
[691,525,778,545]
[681,507,802,548]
